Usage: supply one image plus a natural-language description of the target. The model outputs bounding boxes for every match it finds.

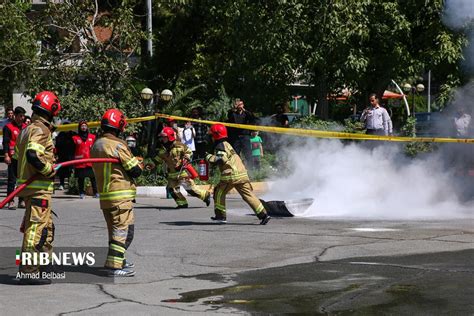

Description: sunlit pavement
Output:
[0,192,473,314]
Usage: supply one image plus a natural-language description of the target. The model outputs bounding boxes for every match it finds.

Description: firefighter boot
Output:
[257,211,271,225]
[18,265,53,285]
[18,278,52,285]
[204,191,211,207]
[211,209,226,224]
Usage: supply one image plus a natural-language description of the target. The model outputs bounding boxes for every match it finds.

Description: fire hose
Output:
[0,158,120,209]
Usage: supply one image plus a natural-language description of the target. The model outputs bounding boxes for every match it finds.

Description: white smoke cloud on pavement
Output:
[263,139,473,219]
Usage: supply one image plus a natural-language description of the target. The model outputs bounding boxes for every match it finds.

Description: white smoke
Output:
[264,139,473,219]
[443,0,474,74]
[443,0,474,29]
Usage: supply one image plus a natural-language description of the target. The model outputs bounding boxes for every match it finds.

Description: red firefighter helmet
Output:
[101,109,127,132]
[159,127,176,142]
[32,91,61,117]
[209,124,228,140]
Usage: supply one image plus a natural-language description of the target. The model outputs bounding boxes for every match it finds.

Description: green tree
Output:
[0,2,39,106]
[30,1,146,100]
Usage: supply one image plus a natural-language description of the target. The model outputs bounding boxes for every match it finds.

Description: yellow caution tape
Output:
[154,113,474,144]
[2,113,472,144]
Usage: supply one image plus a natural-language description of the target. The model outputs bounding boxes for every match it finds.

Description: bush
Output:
[401,116,436,157]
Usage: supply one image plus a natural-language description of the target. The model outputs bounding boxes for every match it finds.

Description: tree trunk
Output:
[315,76,329,120]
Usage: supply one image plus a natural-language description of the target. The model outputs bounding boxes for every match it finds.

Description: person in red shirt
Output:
[72,120,98,199]
[2,106,27,209]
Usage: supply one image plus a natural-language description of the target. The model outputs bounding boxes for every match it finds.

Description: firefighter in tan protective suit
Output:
[16,91,61,285]
[91,109,142,277]
[206,124,271,225]
[153,127,210,208]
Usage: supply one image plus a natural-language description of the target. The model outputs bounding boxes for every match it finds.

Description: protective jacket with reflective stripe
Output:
[156,141,191,179]
[206,140,249,184]
[91,133,139,209]
[15,115,55,196]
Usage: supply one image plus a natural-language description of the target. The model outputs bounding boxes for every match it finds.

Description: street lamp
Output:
[146,88,173,158]
[140,87,154,102]
[160,89,173,102]
[402,83,425,116]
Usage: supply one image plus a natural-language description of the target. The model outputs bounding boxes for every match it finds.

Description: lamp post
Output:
[160,89,173,102]
[140,88,154,156]
[146,88,173,157]
[140,87,154,113]
[402,83,425,117]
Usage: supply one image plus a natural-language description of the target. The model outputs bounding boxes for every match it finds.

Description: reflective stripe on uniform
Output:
[123,157,139,171]
[255,203,265,214]
[110,243,126,254]
[40,162,52,176]
[26,223,38,251]
[215,203,226,211]
[103,163,111,193]
[26,142,45,154]
[168,171,182,179]
[176,199,187,206]
[18,179,54,191]
[220,172,248,181]
[106,256,124,265]
[99,190,136,201]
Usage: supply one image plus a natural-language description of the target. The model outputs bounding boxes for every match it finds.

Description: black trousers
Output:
[194,142,207,160]
[75,167,98,195]
[7,160,17,196]
[230,135,251,162]
[366,129,385,136]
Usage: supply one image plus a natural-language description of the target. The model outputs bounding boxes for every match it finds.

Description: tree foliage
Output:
[158,2,460,117]
[0,2,39,105]
[0,1,467,122]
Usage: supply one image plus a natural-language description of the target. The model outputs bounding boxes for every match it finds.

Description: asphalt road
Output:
[0,190,473,315]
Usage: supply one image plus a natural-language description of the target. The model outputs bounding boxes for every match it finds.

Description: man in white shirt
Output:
[360,93,392,136]
[453,106,472,138]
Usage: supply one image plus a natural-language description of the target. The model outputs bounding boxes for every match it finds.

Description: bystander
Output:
[72,120,98,198]
[360,94,393,136]
[191,107,208,159]
[249,131,263,171]
[2,106,26,209]
[54,120,75,190]
[227,99,255,162]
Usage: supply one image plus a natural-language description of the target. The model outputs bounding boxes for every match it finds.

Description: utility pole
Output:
[427,70,431,113]
[146,0,153,57]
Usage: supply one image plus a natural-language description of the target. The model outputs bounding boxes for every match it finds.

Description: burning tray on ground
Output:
[260,198,314,217]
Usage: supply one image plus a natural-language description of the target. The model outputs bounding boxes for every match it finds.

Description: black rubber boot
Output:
[211,209,226,223]
[257,212,271,225]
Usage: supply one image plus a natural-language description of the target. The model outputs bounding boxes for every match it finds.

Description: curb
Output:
[136,181,272,198]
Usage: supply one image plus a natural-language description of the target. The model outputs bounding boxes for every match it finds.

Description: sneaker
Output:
[17,200,26,209]
[79,194,85,199]
[7,202,16,210]
[109,268,135,277]
[57,185,64,191]
[175,204,188,209]
[94,193,100,198]
[210,216,227,224]
[259,214,271,225]
[204,193,211,207]
[123,260,135,269]
[18,277,52,285]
